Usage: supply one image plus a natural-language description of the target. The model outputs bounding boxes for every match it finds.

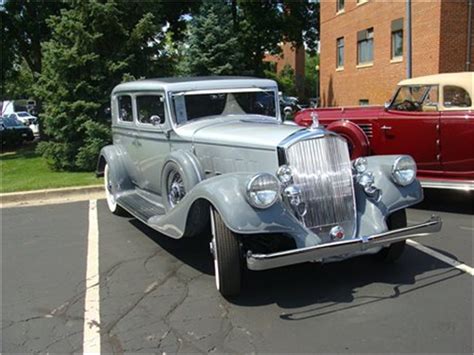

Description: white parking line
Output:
[407,239,474,276]
[83,200,101,353]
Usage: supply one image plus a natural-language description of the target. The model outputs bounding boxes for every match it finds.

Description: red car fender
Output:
[326,121,370,159]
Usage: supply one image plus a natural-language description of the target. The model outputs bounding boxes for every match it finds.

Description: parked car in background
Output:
[295,72,474,190]
[97,77,441,296]
[6,111,39,136]
[280,94,308,119]
[0,116,35,146]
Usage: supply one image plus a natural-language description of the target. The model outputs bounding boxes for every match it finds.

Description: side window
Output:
[421,85,439,111]
[443,86,472,108]
[136,95,165,125]
[117,95,133,122]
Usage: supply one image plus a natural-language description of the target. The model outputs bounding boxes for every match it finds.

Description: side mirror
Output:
[104,107,111,117]
[384,101,391,110]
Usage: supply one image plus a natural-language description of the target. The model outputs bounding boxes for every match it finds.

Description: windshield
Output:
[172,90,277,125]
[17,112,31,117]
[2,117,24,127]
[389,85,438,112]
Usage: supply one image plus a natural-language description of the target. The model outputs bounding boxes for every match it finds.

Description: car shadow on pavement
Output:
[129,218,463,316]
[413,189,473,214]
[235,246,464,315]
[129,219,214,275]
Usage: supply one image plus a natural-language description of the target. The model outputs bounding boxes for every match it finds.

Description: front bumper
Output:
[246,215,442,271]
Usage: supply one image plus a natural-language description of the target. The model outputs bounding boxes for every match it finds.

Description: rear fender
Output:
[96,145,133,192]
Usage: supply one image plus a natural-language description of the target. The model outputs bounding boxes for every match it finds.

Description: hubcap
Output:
[167,170,185,207]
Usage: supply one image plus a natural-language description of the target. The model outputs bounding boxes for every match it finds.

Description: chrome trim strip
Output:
[246,216,442,271]
[420,179,474,191]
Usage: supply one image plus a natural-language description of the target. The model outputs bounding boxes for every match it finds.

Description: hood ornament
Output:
[309,111,319,130]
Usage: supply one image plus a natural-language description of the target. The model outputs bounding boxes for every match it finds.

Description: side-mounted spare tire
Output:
[161,152,203,212]
[327,121,370,159]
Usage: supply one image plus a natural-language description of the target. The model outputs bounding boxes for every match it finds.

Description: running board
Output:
[117,192,165,222]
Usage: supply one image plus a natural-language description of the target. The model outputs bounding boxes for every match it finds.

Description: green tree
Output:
[36,1,196,171]
[304,52,319,98]
[265,64,297,97]
[1,0,69,100]
[236,0,319,76]
[181,0,244,75]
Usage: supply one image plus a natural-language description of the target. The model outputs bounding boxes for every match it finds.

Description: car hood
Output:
[176,116,304,150]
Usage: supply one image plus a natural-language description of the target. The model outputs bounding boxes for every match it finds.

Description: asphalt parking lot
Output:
[2,190,473,354]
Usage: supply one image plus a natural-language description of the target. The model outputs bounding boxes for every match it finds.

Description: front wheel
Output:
[375,209,407,263]
[210,208,242,297]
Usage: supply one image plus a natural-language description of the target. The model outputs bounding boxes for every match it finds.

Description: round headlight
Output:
[353,157,368,174]
[246,173,280,209]
[276,165,293,185]
[392,156,417,186]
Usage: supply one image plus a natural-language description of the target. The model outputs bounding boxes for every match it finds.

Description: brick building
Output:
[264,42,306,96]
[320,0,474,107]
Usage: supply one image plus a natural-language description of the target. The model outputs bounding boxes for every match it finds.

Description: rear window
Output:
[443,86,472,108]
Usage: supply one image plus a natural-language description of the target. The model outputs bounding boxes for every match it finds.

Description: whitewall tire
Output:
[104,163,128,216]
[210,207,242,297]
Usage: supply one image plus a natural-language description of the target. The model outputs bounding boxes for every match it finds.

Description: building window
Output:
[336,37,344,68]
[391,18,403,59]
[336,0,344,12]
[357,28,374,65]
[359,99,369,106]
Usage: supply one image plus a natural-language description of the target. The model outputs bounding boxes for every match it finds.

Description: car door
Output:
[134,93,171,194]
[112,94,141,185]
[439,85,474,176]
[377,85,441,171]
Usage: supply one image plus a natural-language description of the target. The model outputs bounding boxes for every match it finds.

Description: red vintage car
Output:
[295,72,474,191]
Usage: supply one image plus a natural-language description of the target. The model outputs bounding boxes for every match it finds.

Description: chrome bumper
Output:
[246,216,442,271]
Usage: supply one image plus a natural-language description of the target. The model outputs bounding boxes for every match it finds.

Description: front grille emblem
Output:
[330,225,345,240]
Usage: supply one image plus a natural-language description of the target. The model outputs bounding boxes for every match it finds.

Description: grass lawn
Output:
[0,143,101,193]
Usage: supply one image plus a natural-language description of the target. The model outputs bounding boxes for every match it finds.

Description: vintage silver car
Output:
[97,77,442,296]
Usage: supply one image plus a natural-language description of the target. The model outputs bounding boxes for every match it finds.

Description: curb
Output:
[0,185,105,207]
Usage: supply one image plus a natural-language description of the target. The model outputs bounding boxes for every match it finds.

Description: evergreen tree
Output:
[182,0,244,76]
[36,1,195,171]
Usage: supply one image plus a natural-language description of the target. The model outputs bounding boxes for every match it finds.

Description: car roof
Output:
[398,72,473,91]
[112,76,278,94]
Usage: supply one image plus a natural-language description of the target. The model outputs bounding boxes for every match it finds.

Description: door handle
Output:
[132,132,139,145]
[381,125,392,131]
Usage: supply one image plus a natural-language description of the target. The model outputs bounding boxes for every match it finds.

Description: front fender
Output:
[356,155,423,237]
[148,173,312,243]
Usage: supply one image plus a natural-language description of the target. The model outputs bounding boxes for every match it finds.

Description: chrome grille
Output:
[285,135,356,238]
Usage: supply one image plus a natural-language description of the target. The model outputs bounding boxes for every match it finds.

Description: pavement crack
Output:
[103,264,182,335]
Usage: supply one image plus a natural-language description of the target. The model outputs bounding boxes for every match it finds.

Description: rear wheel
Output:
[375,209,407,262]
[210,208,242,297]
[104,164,128,216]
